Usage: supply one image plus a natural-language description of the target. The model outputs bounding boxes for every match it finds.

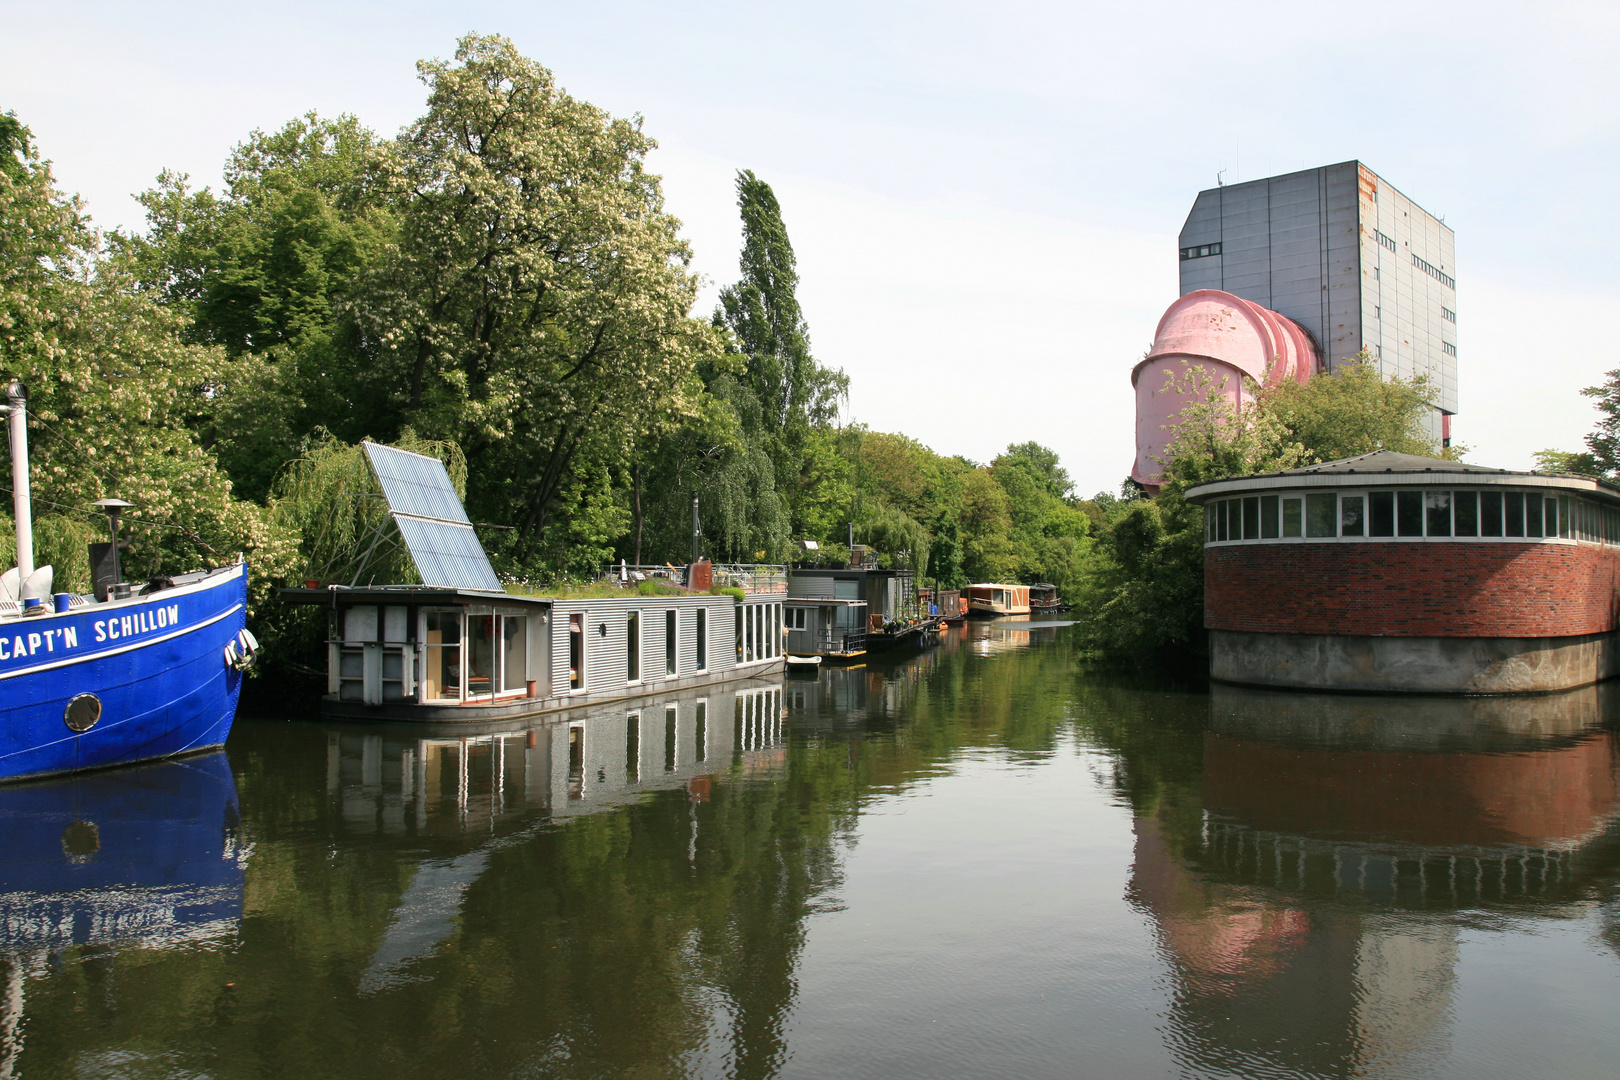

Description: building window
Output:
[627,610,640,683]
[1442,307,1457,323]
[1260,495,1279,539]
[787,607,807,631]
[1454,491,1479,536]
[1374,306,1380,320]
[1341,496,1365,537]
[424,610,462,699]
[1282,498,1303,538]
[1442,341,1457,357]
[1397,491,1424,536]
[1375,229,1397,253]
[1425,491,1452,536]
[1306,493,1338,538]
[1179,242,1222,260]
[1412,253,1455,289]
[1369,492,1395,536]
[1480,491,1503,537]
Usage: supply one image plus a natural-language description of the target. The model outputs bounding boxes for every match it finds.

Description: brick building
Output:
[1185,450,1620,693]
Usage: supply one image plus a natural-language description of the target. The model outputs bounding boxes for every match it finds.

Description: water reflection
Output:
[1131,684,1620,1079]
[0,753,243,1077]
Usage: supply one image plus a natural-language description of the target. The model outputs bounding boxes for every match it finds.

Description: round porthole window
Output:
[64,693,102,733]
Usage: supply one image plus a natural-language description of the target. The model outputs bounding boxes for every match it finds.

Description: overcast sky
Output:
[4,0,1617,496]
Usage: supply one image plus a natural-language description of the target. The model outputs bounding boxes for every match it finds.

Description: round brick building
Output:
[1185,450,1620,693]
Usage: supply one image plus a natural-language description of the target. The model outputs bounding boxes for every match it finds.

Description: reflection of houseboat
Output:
[966,583,1031,616]
[786,567,936,655]
[0,751,244,954]
[281,443,784,723]
[1029,584,1065,612]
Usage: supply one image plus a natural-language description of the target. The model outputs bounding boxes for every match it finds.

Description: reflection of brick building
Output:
[1131,686,1620,1078]
[1186,451,1620,693]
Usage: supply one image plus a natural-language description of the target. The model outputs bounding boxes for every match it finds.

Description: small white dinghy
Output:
[785,654,822,670]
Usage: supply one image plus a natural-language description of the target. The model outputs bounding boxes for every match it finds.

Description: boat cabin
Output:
[966,583,1031,616]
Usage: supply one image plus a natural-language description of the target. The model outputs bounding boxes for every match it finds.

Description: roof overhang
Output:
[279,586,549,609]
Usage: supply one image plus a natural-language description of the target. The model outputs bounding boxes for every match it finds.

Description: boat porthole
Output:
[64,693,102,733]
[61,820,100,860]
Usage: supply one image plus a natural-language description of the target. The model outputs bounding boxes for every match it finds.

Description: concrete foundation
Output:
[1210,629,1620,695]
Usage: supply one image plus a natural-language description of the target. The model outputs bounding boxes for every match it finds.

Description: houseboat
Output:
[920,586,968,624]
[1029,583,1066,612]
[0,381,252,784]
[281,443,784,722]
[786,566,936,655]
[966,583,1031,617]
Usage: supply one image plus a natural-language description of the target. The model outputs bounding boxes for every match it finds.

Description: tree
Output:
[1264,353,1442,462]
[1537,367,1620,481]
[352,35,724,572]
[0,113,298,610]
[113,113,400,502]
[716,170,848,532]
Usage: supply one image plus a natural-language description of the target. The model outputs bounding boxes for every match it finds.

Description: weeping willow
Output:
[271,430,468,586]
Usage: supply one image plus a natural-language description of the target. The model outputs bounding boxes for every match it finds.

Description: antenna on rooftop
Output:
[1216,169,1226,187]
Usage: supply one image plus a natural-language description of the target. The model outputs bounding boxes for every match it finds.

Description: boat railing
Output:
[711,564,788,594]
[592,563,787,594]
[805,628,866,654]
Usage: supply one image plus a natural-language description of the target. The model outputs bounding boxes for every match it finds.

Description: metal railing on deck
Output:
[712,563,787,594]
[595,562,788,594]
[797,629,866,655]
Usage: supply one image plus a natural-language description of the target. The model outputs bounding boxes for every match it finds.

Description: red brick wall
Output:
[1205,542,1620,637]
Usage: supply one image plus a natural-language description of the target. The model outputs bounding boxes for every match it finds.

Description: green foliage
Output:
[1540,367,1620,482]
[1534,448,1602,477]
[1264,353,1441,461]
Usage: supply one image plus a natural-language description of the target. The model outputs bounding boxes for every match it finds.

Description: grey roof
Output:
[1273,450,1515,477]
[1184,449,1620,502]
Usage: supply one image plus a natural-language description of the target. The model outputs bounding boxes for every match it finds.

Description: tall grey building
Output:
[1178,162,1457,443]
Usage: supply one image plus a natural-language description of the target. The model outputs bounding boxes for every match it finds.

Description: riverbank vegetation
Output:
[0,34,1452,668]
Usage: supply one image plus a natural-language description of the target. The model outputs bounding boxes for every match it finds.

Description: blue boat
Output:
[1,381,252,784]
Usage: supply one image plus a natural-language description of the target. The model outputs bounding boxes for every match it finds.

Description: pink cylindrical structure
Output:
[1131,290,1321,490]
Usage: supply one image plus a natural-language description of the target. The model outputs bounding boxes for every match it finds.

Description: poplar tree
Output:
[716,171,847,531]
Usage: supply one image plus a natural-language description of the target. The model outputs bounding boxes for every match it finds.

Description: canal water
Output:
[2,619,1617,1079]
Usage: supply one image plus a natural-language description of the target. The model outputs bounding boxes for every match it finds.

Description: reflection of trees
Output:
[6,637,1096,1079]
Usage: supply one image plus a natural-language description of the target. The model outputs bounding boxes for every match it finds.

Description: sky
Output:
[4,0,1618,497]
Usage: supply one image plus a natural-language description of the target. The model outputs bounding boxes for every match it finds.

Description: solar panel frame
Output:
[363,441,502,591]
[393,516,503,592]
[364,441,470,524]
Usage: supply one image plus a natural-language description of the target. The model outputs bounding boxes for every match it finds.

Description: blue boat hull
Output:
[0,564,248,783]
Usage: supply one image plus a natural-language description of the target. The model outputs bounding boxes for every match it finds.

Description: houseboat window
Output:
[1480,491,1503,536]
[665,609,678,676]
[736,607,744,662]
[569,613,585,691]
[744,606,755,663]
[502,615,527,692]
[1454,491,1479,536]
[787,607,807,631]
[1527,495,1544,538]
[344,605,378,642]
[664,706,678,772]
[1282,498,1303,537]
[568,725,585,800]
[424,610,462,699]
[696,608,707,670]
[695,701,707,763]
[1340,496,1365,537]
[627,610,641,682]
[1425,492,1452,537]
[1505,492,1525,537]
[1396,491,1424,537]
[1242,497,1260,540]
[1261,495,1280,539]
[1369,492,1394,536]
[467,615,498,699]
[1306,493,1337,538]
[626,713,640,782]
